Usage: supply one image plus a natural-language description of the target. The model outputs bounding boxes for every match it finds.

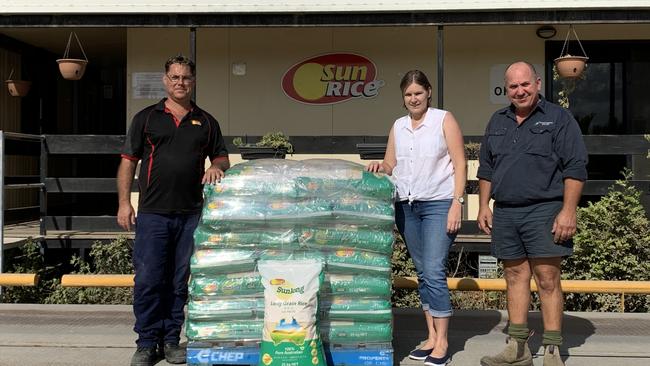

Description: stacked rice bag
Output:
[186,159,394,348]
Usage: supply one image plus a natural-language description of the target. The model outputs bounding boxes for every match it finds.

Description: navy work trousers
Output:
[132,212,200,347]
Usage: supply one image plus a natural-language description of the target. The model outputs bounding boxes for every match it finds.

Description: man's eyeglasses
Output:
[166,74,195,84]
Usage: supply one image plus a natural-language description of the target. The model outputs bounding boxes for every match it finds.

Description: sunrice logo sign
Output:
[281,53,384,105]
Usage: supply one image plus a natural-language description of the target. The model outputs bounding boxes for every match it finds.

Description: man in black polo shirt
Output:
[117,55,229,366]
[477,61,587,366]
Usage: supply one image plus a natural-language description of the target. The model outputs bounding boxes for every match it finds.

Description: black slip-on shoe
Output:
[409,348,434,360]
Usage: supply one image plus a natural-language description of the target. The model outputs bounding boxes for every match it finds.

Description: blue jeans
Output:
[395,200,455,317]
[133,212,200,347]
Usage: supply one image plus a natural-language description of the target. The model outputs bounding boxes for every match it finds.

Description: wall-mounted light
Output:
[536,25,557,39]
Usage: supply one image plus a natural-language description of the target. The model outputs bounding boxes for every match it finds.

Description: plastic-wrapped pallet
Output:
[186,158,395,359]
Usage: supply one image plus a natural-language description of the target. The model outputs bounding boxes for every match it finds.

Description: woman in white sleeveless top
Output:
[367,70,466,366]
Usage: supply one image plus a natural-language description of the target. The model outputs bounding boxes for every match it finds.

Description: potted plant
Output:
[233,132,294,160]
[56,32,88,80]
[554,25,589,79]
[5,69,31,97]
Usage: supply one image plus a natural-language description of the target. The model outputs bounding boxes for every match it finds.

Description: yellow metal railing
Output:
[61,274,134,287]
[0,273,39,286]
[60,274,650,293]
[60,274,650,308]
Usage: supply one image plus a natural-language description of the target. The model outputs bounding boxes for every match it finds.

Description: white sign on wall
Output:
[489,64,544,105]
[132,72,165,99]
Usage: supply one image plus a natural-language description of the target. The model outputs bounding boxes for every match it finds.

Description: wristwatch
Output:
[455,196,465,205]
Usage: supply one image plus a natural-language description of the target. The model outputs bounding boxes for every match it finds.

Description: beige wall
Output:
[444,25,545,135]
[126,28,190,123]
[128,26,436,135]
[444,24,650,135]
[126,24,650,136]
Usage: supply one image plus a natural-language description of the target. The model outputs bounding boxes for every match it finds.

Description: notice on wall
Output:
[489,64,544,105]
[132,72,165,99]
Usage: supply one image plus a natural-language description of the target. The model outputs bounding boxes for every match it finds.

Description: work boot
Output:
[543,345,564,366]
[163,343,187,364]
[130,346,159,366]
[479,337,533,366]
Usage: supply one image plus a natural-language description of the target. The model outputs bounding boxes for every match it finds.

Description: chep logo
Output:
[282,53,384,105]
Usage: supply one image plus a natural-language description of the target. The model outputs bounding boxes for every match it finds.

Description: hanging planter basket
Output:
[56,32,88,80]
[554,25,589,79]
[5,69,31,97]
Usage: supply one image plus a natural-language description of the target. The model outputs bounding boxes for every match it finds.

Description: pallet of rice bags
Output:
[258,259,326,366]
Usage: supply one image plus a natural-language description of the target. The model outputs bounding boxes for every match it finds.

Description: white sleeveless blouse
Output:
[392,108,455,202]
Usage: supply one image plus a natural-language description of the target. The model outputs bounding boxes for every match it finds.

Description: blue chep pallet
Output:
[187,342,393,366]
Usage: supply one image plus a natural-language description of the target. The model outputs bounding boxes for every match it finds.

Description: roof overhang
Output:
[2,1,650,26]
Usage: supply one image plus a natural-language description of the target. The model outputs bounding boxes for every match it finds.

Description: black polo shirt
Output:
[477,96,588,206]
[122,98,228,214]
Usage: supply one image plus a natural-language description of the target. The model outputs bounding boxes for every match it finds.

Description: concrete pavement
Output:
[0,304,649,365]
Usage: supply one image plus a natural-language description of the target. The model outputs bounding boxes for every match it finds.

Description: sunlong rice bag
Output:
[321,321,393,344]
[298,225,394,254]
[190,249,257,275]
[201,197,332,224]
[189,272,263,298]
[188,297,264,321]
[326,249,391,274]
[186,319,263,341]
[193,226,299,250]
[324,274,391,297]
[321,297,393,322]
[258,259,326,366]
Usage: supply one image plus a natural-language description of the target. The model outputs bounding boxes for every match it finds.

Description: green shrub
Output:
[45,237,133,305]
[232,132,294,154]
[390,229,420,307]
[563,170,650,312]
[464,142,481,160]
[0,239,56,303]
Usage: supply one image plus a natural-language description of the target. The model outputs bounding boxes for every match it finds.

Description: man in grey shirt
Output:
[477,61,588,366]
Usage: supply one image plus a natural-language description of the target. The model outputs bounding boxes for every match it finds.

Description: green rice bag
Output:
[321,321,393,344]
[324,274,391,297]
[185,319,263,341]
[190,249,257,275]
[294,171,393,200]
[322,297,392,322]
[204,176,298,199]
[189,272,263,297]
[201,197,332,224]
[193,227,299,249]
[298,226,394,254]
[326,249,391,274]
[188,297,264,320]
[331,196,394,224]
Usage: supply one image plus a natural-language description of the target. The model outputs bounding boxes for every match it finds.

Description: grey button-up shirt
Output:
[477,96,588,206]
